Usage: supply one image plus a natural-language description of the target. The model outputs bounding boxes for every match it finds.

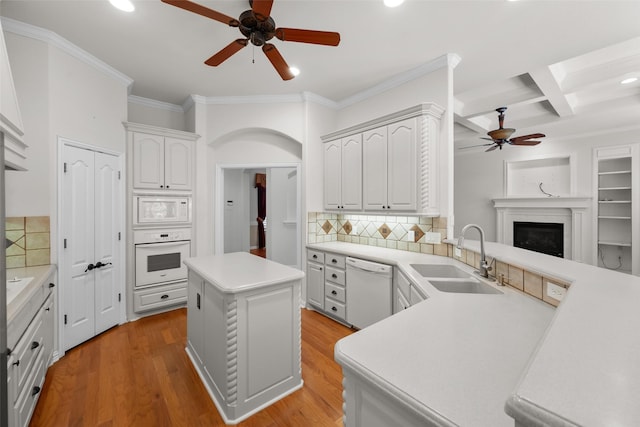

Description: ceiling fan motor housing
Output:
[239,10,276,46]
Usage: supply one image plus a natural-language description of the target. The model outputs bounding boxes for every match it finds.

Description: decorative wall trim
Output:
[1,17,133,90]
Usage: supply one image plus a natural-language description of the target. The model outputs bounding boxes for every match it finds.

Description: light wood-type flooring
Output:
[29,307,354,427]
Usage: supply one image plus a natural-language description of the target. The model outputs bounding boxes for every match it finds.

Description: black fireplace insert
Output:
[513,222,564,258]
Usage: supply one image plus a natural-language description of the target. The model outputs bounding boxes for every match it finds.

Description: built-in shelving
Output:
[593,145,639,276]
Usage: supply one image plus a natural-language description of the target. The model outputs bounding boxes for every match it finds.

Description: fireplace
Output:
[514,222,564,258]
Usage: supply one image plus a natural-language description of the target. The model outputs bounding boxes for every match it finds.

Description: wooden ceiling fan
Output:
[461,107,545,152]
[161,0,341,80]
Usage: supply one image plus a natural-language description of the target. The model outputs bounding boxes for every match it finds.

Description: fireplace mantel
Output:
[492,196,592,262]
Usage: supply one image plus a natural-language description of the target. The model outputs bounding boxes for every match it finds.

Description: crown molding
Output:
[1,17,133,89]
[128,94,184,113]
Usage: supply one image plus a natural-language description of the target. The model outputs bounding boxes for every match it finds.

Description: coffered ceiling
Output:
[2,0,640,145]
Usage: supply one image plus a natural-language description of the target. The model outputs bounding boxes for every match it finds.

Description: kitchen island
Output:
[183,252,305,425]
[309,240,640,426]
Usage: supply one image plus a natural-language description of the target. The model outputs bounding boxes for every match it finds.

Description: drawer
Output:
[134,282,187,313]
[13,309,44,394]
[325,283,346,303]
[16,348,46,427]
[325,266,345,286]
[325,253,346,269]
[324,298,346,320]
[307,249,324,264]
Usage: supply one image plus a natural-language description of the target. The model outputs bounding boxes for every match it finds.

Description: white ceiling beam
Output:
[529,67,574,117]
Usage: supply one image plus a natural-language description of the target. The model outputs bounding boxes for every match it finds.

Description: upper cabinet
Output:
[0,19,28,170]
[125,122,199,192]
[323,134,362,210]
[322,103,445,215]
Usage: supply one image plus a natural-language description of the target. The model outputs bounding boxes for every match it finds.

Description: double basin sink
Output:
[410,264,502,295]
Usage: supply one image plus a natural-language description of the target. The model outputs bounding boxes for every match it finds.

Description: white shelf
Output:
[598,200,631,204]
[598,170,632,175]
[598,241,632,247]
[598,186,632,191]
[598,216,632,220]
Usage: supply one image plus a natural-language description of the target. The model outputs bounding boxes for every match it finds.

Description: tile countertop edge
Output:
[334,340,458,427]
[7,264,56,321]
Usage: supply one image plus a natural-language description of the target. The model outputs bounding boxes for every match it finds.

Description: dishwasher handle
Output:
[346,257,392,275]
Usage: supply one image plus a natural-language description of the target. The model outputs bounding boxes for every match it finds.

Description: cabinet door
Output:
[341,134,363,210]
[307,261,325,310]
[133,132,165,189]
[164,137,193,190]
[363,127,388,210]
[409,285,426,305]
[324,140,342,209]
[187,272,204,363]
[387,118,417,210]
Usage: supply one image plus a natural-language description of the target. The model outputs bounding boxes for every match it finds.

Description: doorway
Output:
[217,164,301,269]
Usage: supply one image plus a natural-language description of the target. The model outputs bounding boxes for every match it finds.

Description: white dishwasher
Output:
[346,257,393,329]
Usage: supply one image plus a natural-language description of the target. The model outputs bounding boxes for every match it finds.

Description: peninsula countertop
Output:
[183,252,304,294]
[308,240,640,426]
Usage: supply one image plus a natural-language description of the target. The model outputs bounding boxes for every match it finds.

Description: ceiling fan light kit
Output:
[462,106,546,152]
[161,0,340,80]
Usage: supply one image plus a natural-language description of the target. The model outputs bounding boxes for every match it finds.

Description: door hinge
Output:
[63,162,67,173]
[64,238,67,249]
[118,232,121,241]
[118,171,121,180]
[64,314,67,325]
[118,293,121,302]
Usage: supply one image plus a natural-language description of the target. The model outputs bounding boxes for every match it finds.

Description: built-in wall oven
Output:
[134,228,191,288]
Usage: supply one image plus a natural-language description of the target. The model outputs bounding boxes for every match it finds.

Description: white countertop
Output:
[184,252,304,294]
[309,240,640,426]
[7,264,56,321]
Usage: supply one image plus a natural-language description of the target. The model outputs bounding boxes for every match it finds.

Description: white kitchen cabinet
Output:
[324,253,347,322]
[323,135,362,210]
[322,103,445,215]
[306,249,325,310]
[0,19,28,170]
[132,132,193,191]
[394,268,427,313]
[363,118,417,211]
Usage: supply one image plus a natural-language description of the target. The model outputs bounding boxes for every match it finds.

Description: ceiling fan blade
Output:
[262,43,295,80]
[510,140,542,146]
[252,0,274,21]
[161,0,239,27]
[480,137,496,141]
[275,28,340,46]
[459,143,495,150]
[205,39,248,66]
[510,133,545,142]
[485,145,498,152]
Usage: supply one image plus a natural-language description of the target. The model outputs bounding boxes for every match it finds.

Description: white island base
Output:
[184,252,305,424]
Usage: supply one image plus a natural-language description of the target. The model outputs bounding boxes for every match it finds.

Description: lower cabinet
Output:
[306,249,348,324]
[133,281,187,313]
[7,267,57,427]
[394,269,427,313]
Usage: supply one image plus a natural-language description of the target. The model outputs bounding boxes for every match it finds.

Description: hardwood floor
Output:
[29,308,354,427]
[249,248,267,258]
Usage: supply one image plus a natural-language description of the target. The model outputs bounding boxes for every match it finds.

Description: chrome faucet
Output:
[457,224,492,279]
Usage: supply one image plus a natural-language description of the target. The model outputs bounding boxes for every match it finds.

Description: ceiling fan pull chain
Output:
[252,43,255,63]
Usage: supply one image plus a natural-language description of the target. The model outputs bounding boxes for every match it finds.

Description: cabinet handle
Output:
[387,205,391,209]
[331,259,337,264]
[30,341,40,350]
[382,205,386,209]
[166,185,170,189]
[12,359,19,367]
[331,306,338,312]
[196,293,201,309]
[32,386,41,396]
[331,290,337,295]
[160,185,164,188]
[332,274,337,279]
[161,294,169,300]
[312,254,317,259]
[49,283,55,288]
[45,307,50,312]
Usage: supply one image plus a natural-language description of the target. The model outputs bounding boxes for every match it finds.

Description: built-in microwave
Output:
[134,196,191,225]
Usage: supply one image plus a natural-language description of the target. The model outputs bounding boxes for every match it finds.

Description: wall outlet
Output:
[546,281,567,301]
[407,230,415,242]
[454,247,462,258]
[424,232,441,244]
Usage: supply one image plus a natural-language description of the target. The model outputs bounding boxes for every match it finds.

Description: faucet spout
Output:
[458,224,491,279]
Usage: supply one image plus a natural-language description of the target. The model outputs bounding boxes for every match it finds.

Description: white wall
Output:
[127,101,186,131]
[454,128,640,244]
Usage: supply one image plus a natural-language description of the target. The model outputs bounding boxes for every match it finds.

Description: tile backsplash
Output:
[6,216,51,268]
[307,212,449,256]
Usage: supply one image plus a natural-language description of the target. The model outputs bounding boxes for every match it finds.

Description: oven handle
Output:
[136,241,190,248]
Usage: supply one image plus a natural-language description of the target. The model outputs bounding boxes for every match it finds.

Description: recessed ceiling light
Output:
[290,66,300,77]
[109,0,135,12]
[384,0,404,7]
[621,77,638,85]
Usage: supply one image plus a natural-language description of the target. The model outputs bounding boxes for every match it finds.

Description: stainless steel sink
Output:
[410,264,471,279]
[428,279,503,295]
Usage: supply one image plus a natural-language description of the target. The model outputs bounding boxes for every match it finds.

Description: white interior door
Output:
[266,167,298,268]
[62,143,122,350]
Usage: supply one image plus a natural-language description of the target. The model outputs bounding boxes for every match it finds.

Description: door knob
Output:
[85,263,95,272]
[94,261,113,269]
